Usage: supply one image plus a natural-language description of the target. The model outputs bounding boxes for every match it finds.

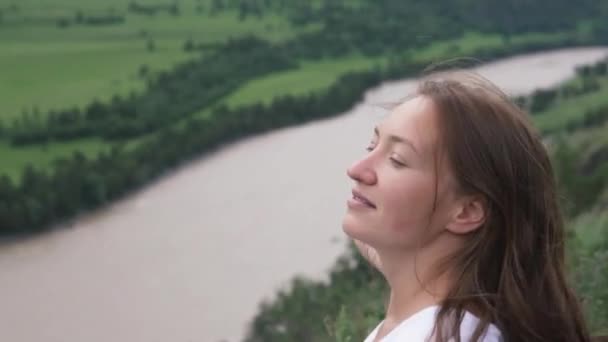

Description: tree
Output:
[168,2,180,16]
[75,10,84,23]
[146,39,156,52]
[56,17,71,28]
[211,0,225,15]
[183,38,195,52]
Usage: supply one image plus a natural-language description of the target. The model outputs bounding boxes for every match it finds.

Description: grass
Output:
[0,0,312,120]
[223,54,387,108]
[0,39,191,120]
[0,138,109,181]
[410,31,505,62]
[567,120,608,159]
[409,30,574,63]
[571,209,608,250]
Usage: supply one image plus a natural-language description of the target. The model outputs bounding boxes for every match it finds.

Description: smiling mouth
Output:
[351,190,377,209]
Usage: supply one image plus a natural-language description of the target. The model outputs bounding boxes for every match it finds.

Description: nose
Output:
[346,154,377,185]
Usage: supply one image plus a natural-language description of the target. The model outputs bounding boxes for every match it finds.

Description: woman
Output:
[342,70,591,342]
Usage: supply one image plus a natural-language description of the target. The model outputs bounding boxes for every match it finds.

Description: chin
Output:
[342,215,372,242]
[341,215,358,237]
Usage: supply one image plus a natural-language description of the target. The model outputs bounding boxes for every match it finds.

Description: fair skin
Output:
[342,96,486,341]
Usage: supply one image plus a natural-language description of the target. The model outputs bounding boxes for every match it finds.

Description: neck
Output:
[376,233,461,325]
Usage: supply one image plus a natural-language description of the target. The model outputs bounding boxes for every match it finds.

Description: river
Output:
[0,47,607,342]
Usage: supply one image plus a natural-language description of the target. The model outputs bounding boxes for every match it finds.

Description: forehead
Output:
[377,96,439,154]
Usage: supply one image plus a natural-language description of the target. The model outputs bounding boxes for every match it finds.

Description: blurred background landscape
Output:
[0,0,607,341]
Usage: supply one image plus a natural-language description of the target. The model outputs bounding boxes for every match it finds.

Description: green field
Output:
[223,54,387,108]
[572,209,608,249]
[569,119,608,148]
[0,39,191,120]
[409,30,576,63]
[409,31,504,62]
[0,0,308,120]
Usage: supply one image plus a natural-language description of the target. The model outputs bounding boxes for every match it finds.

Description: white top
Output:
[363,306,503,342]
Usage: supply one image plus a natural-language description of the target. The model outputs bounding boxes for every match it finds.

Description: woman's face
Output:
[342,96,457,250]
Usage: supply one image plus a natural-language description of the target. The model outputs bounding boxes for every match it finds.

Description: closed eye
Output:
[366,145,406,167]
[390,157,406,168]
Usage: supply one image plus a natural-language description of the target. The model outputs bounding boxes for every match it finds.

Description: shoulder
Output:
[457,310,503,342]
[365,306,503,342]
[365,307,439,342]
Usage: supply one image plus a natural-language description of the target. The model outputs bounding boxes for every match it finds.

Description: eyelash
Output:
[365,145,406,168]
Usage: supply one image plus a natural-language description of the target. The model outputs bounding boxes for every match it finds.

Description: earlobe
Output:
[446,196,487,235]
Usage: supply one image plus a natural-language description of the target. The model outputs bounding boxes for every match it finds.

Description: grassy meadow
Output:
[223,54,387,108]
[0,0,306,121]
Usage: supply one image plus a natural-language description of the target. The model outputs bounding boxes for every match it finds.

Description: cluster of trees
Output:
[0,150,128,233]
[514,58,608,119]
[0,3,18,24]
[56,11,125,28]
[553,138,608,216]
[244,246,386,342]
[530,60,608,213]
[188,0,597,58]
[527,78,601,114]
[182,39,221,52]
[275,0,607,56]
[564,105,608,134]
[127,1,180,16]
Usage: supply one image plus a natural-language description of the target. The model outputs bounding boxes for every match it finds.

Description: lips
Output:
[352,189,377,209]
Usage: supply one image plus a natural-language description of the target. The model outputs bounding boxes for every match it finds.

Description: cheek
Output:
[380,172,437,234]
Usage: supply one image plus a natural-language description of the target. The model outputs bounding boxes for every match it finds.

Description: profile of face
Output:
[342,96,472,252]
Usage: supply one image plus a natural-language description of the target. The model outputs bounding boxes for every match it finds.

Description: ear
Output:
[445,195,487,235]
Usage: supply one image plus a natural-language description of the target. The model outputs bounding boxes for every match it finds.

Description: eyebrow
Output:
[374,126,420,155]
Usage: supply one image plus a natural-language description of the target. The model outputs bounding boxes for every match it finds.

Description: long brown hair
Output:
[416,71,591,342]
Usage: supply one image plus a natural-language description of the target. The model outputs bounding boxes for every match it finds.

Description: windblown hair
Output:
[416,71,591,342]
